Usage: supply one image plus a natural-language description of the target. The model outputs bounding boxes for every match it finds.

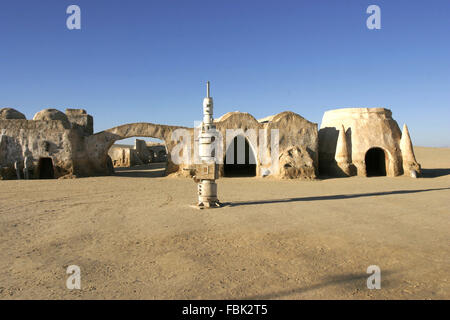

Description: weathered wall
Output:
[80,111,318,179]
[65,109,93,136]
[263,111,318,179]
[319,108,410,177]
[0,108,96,179]
[0,119,75,178]
[213,111,318,179]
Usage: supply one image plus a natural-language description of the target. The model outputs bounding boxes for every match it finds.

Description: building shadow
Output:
[242,270,395,299]
[113,163,167,178]
[222,187,450,207]
[420,168,450,178]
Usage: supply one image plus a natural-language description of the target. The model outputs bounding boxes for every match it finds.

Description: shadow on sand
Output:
[222,187,450,208]
[113,163,167,178]
[420,168,450,178]
[242,270,396,299]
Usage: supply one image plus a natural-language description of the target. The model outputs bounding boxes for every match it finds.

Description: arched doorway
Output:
[223,135,256,177]
[38,157,55,179]
[365,148,387,177]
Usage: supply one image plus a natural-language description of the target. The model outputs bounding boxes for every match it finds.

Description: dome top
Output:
[33,108,70,126]
[0,108,26,120]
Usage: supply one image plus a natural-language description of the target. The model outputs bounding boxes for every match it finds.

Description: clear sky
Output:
[0,0,449,147]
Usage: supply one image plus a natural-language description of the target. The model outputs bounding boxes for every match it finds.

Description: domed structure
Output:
[0,108,93,180]
[0,108,26,120]
[318,107,420,177]
[33,109,70,127]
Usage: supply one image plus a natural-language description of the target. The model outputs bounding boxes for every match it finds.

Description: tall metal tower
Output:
[195,81,221,208]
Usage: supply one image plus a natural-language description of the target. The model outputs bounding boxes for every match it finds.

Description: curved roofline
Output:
[215,111,259,124]
[323,107,392,114]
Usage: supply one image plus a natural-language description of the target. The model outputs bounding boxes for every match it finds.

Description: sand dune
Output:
[0,146,449,299]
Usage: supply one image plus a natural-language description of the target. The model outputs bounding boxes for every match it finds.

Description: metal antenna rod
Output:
[206,81,210,98]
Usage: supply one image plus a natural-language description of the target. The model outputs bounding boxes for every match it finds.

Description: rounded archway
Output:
[80,122,189,177]
[223,135,257,177]
[365,147,387,177]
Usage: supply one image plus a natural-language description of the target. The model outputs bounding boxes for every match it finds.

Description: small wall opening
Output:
[365,147,387,177]
[38,157,55,179]
[223,136,256,177]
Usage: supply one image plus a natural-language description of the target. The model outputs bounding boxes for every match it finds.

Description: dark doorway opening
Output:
[38,157,55,179]
[365,148,386,177]
[224,136,256,177]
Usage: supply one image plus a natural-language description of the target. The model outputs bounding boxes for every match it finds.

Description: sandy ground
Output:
[0,146,449,300]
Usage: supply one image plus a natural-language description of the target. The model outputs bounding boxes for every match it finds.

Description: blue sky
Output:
[0,0,449,147]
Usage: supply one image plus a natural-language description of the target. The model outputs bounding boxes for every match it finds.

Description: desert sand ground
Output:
[0,146,449,299]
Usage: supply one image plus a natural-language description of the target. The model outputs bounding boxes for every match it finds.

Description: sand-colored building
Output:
[0,106,420,180]
[108,140,167,167]
[0,108,92,179]
[318,108,421,177]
